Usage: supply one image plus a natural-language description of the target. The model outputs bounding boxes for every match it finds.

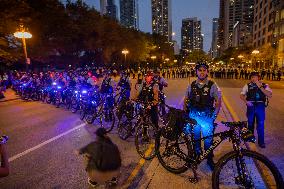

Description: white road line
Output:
[8,123,87,162]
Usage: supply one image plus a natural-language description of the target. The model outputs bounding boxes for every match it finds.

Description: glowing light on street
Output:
[14,31,32,39]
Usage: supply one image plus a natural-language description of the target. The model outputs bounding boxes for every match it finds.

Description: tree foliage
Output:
[0,0,173,68]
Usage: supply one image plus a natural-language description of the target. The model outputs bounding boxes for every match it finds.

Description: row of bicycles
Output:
[13,81,283,188]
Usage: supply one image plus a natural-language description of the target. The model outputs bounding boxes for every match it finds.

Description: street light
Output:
[14,24,32,71]
[121,49,129,64]
[238,55,244,59]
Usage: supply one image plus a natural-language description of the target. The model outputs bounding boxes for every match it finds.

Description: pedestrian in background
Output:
[76,128,121,188]
[240,72,272,148]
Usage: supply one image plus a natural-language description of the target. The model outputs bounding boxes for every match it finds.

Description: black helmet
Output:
[195,62,209,70]
[250,71,260,78]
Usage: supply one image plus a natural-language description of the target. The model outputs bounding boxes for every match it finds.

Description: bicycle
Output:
[155,106,284,188]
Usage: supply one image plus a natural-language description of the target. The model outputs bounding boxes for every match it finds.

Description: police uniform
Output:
[185,79,221,159]
[241,82,272,146]
[117,76,131,101]
[138,78,159,128]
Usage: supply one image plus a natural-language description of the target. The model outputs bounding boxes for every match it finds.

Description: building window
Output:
[258,40,261,46]
[264,6,267,15]
[255,24,257,31]
[259,21,262,28]
[269,13,272,21]
[263,28,266,35]
[258,31,261,37]
[262,38,265,44]
[281,9,284,20]
[263,17,267,24]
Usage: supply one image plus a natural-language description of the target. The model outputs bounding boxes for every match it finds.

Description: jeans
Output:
[189,111,214,158]
[246,103,265,145]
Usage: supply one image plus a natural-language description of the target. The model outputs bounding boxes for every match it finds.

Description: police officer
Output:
[240,71,272,148]
[184,62,221,171]
[153,69,168,115]
[117,71,131,102]
[101,71,115,121]
[138,71,160,129]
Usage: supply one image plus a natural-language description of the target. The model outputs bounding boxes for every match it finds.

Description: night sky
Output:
[84,0,219,52]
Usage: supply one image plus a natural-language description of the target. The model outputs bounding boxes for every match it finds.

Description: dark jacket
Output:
[79,136,121,172]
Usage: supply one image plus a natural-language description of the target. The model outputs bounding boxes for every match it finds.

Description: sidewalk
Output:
[0,89,19,102]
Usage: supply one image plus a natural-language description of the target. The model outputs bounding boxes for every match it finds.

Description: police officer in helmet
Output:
[240,71,272,148]
[117,71,131,103]
[184,62,221,171]
[138,70,160,129]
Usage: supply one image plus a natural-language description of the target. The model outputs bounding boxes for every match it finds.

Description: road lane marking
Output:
[8,123,87,162]
[222,95,274,188]
[124,144,155,188]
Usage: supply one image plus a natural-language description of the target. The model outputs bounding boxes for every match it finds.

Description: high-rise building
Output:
[253,0,275,48]
[151,0,172,41]
[100,0,107,15]
[217,0,225,52]
[272,0,284,68]
[120,0,139,29]
[211,18,219,58]
[181,17,203,54]
[100,0,117,20]
[218,0,254,51]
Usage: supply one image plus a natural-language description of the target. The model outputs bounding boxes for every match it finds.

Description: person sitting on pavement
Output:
[240,71,272,148]
[76,128,121,188]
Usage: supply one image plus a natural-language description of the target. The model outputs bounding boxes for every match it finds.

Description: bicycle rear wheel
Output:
[212,149,284,189]
[135,122,157,160]
[117,113,134,140]
[155,131,190,174]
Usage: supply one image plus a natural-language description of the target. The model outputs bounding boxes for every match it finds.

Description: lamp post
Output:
[14,24,32,71]
[251,50,260,70]
[121,49,129,66]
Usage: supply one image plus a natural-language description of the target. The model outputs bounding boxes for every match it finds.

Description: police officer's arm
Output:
[183,85,191,111]
[211,84,221,116]
[153,84,159,105]
[255,80,272,98]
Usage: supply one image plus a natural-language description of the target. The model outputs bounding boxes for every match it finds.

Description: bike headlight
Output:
[57,86,61,89]
[75,91,78,94]
[82,90,87,94]
[52,82,57,85]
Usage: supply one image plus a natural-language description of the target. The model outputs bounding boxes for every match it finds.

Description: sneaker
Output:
[207,158,215,171]
[88,178,99,188]
[258,143,266,149]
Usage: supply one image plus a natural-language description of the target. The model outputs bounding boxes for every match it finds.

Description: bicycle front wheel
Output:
[155,131,190,174]
[212,149,284,189]
[135,122,157,160]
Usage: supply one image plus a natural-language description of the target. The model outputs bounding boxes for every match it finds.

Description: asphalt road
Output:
[0,78,283,189]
